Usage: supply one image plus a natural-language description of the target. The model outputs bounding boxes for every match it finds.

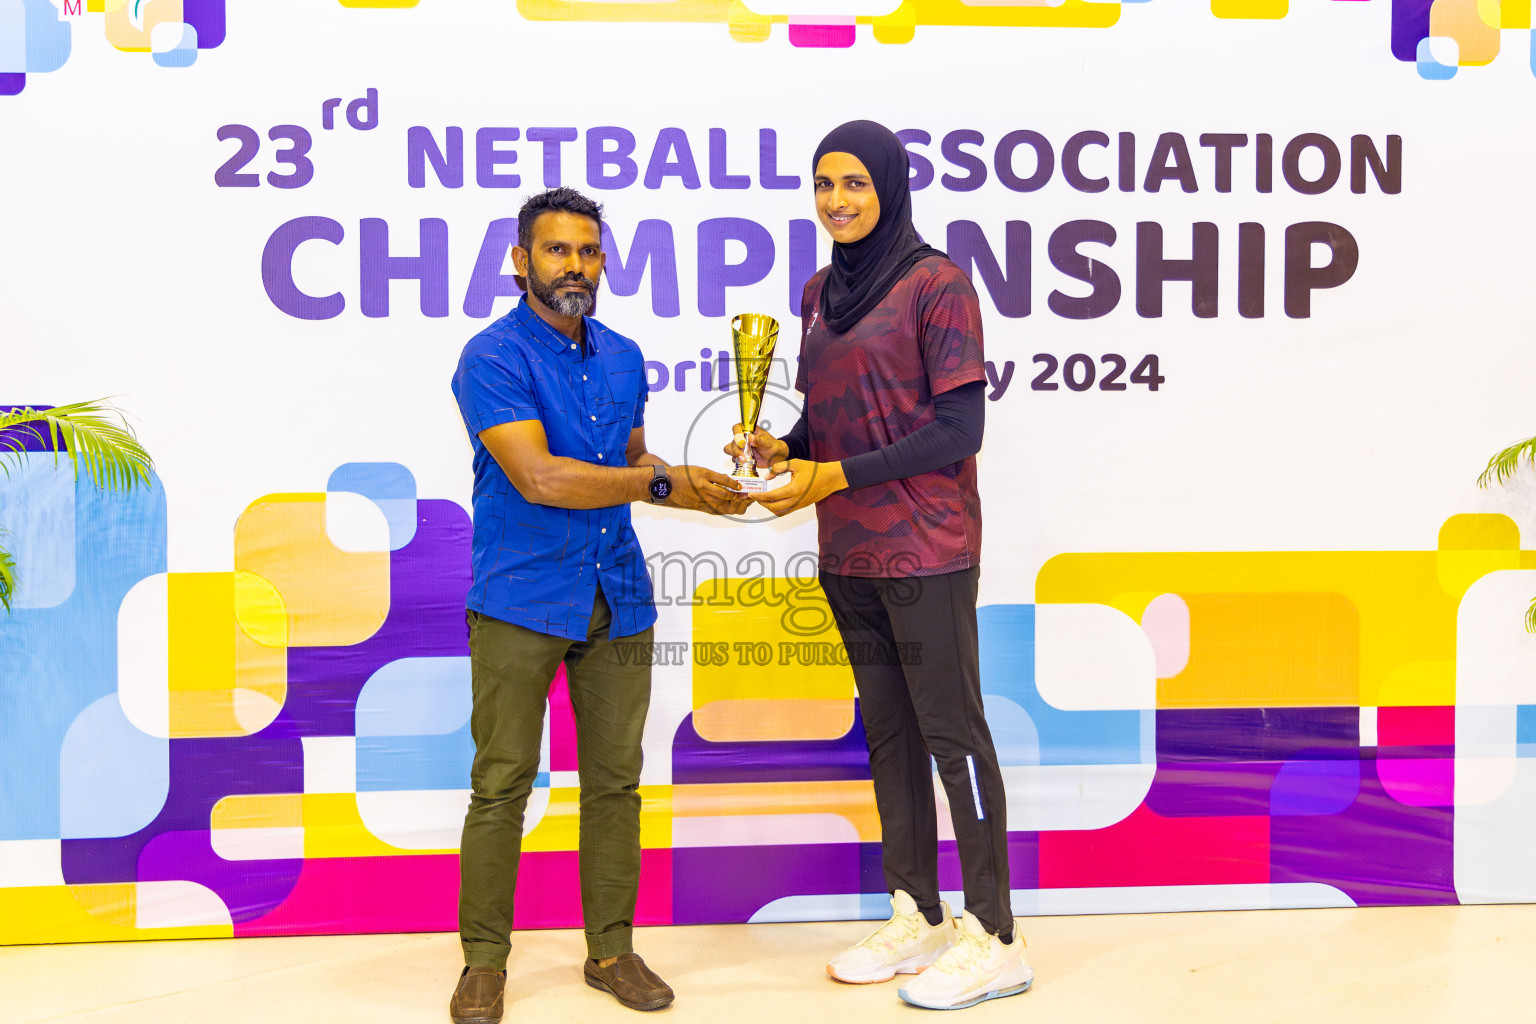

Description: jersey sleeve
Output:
[453,341,541,436]
[917,261,987,397]
[632,381,648,429]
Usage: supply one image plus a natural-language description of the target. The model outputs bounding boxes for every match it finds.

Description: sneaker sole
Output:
[583,974,675,1011]
[897,978,1032,1010]
[826,959,934,985]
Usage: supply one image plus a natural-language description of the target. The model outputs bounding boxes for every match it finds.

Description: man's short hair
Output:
[517,187,605,251]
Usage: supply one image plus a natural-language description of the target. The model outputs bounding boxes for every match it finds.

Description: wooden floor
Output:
[4,904,1533,1023]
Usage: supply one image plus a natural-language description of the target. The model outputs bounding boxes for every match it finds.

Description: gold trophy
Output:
[729,312,779,493]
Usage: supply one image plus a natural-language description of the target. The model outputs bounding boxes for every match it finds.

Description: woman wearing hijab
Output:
[729,120,1031,1010]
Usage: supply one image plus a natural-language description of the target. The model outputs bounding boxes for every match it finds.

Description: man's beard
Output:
[527,267,597,318]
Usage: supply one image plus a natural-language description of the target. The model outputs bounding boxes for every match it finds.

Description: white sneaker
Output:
[826,891,958,984]
[897,910,1033,1010]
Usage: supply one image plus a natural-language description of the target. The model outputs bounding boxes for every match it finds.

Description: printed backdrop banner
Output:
[3,0,1536,944]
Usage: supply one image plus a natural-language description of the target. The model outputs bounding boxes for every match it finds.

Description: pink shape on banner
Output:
[234,854,458,936]
[1378,705,1454,748]
[548,665,578,772]
[1377,758,1455,808]
[788,17,856,48]
[1037,804,1269,889]
[1140,593,1191,678]
[513,849,673,929]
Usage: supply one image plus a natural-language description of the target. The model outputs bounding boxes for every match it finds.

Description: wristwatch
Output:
[648,464,672,504]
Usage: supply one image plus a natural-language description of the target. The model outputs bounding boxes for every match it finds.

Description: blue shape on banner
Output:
[0,453,77,609]
[1269,757,1361,816]
[981,695,1040,767]
[152,22,197,69]
[329,462,418,550]
[22,0,69,73]
[0,2,23,74]
[1516,705,1536,756]
[0,470,167,841]
[356,724,474,792]
[0,72,21,94]
[355,656,472,737]
[977,604,1146,766]
[1416,37,1456,80]
[58,694,170,839]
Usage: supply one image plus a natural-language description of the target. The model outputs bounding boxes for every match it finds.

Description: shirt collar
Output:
[514,296,593,358]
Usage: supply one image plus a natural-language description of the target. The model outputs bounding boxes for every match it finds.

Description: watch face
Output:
[651,477,672,501]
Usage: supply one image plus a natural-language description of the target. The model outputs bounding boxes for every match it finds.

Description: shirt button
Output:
[597,453,604,459]
[601,528,607,534]
[570,343,577,350]
[596,562,602,568]
[590,415,597,421]
[583,375,588,381]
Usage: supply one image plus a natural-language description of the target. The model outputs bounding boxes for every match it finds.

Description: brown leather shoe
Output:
[583,953,675,1011]
[450,965,505,1024]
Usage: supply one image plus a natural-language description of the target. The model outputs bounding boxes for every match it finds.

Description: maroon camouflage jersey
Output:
[796,255,986,578]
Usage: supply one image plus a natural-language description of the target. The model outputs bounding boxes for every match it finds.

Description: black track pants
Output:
[820,567,1013,935]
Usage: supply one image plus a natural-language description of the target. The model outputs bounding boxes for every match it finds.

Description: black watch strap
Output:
[648,464,672,504]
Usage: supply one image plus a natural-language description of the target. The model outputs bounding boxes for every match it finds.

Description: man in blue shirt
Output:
[449,187,747,1023]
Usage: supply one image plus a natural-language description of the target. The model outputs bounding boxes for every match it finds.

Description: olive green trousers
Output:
[458,592,653,968]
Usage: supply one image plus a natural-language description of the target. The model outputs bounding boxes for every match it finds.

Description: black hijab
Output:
[813,120,945,333]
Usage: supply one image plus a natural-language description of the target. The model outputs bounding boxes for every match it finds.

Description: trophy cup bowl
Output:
[729,312,780,493]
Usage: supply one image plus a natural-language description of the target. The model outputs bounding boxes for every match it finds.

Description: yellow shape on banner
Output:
[727,1,772,41]
[233,494,390,648]
[212,793,449,857]
[693,698,855,742]
[1113,590,1162,623]
[1432,0,1501,64]
[212,793,303,831]
[1035,522,1536,708]
[166,572,286,738]
[522,786,673,851]
[105,0,182,52]
[1158,592,1360,708]
[517,0,1119,32]
[0,886,231,944]
[1497,0,1532,28]
[1438,513,1520,599]
[873,2,916,44]
[1212,0,1287,18]
[691,577,855,742]
[673,780,880,840]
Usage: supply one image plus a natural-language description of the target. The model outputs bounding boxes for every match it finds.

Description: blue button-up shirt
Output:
[452,298,655,640]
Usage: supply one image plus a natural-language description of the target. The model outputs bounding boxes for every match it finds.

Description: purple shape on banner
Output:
[182,0,226,48]
[1157,707,1359,763]
[0,74,23,97]
[671,704,871,784]
[137,829,301,923]
[0,405,62,452]
[1145,761,1280,817]
[1270,758,1455,906]
[283,499,471,736]
[1391,0,1434,62]
[1270,758,1361,816]
[60,732,303,895]
[673,843,863,924]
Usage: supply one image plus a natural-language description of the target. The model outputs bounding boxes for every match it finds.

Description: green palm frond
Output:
[1479,435,1536,488]
[1,400,153,493]
[0,532,14,613]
